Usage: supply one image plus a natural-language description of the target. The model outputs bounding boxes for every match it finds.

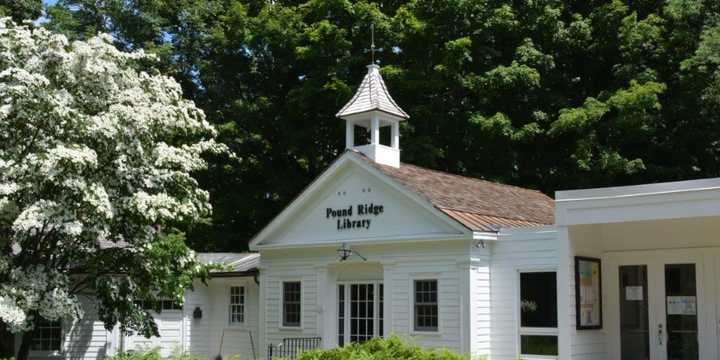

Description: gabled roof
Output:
[197,252,259,276]
[336,64,409,120]
[355,152,555,232]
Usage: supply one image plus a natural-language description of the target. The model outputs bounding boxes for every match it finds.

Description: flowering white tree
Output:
[0,19,225,359]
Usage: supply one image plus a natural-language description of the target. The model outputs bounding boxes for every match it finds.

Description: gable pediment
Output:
[250,154,468,248]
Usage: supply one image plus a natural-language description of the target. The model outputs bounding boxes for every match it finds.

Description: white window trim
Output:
[228,285,246,326]
[279,279,303,330]
[516,268,559,360]
[408,274,441,335]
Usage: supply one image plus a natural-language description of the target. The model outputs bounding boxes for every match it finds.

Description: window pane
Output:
[30,318,61,351]
[521,335,558,356]
[229,286,245,324]
[619,265,649,360]
[520,272,557,328]
[665,264,698,360]
[414,279,438,331]
[283,281,302,327]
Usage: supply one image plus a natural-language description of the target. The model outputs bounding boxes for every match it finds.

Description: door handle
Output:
[658,324,664,346]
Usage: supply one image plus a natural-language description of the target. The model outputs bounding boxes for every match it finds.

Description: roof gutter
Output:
[209,269,259,278]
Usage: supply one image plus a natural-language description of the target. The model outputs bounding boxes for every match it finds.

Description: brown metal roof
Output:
[354,151,555,232]
[439,209,547,232]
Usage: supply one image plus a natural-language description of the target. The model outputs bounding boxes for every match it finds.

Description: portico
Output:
[557,179,720,360]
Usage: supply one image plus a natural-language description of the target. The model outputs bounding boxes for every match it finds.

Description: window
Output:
[135,299,182,311]
[229,286,245,324]
[519,271,558,357]
[31,318,61,351]
[414,279,438,332]
[282,281,302,327]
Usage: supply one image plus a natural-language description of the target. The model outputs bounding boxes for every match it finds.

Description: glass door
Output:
[611,251,704,360]
[662,264,699,360]
[337,282,383,346]
[619,265,650,360]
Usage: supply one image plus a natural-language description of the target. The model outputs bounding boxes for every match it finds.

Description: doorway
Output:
[337,282,383,346]
[607,250,705,360]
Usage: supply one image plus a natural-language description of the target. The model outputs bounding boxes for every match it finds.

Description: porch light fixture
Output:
[337,243,367,262]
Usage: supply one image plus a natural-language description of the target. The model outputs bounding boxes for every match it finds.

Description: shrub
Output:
[292,335,467,360]
[107,349,207,360]
[107,349,162,360]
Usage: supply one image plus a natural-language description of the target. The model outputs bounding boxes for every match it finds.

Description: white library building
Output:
[17,63,720,360]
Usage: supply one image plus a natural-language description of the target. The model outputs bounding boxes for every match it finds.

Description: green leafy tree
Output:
[0,0,41,22]
[0,19,224,360]
[42,0,720,250]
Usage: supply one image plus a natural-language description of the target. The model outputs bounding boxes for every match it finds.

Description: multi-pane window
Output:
[282,281,302,327]
[414,279,438,332]
[31,318,61,351]
[229,286,245,324]
[519,271,558,357]
[135,299,182,311]
[338,284,345,346]
[379,284,384,337]
[337,282,384,345]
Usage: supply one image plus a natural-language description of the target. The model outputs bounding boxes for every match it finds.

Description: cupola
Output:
[336,64,409,168]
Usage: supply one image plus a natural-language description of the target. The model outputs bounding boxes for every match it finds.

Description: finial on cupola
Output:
[336,25,409,168]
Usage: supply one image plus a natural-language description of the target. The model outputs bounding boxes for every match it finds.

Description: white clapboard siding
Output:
[63,296,109,360]
[259,240,471,357]
[489,230,559,360]
[470,245,491,359]
[184,282,210,357]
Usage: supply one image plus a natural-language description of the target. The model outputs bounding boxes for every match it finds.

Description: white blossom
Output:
[0,296,27,332]
[0,18,224,336]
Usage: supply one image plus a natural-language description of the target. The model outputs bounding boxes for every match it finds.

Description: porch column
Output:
[316,265,334,348]
[557,226,572,360]
[381,261,397,337]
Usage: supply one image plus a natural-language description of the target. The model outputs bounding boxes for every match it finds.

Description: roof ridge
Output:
[397,162,550,197]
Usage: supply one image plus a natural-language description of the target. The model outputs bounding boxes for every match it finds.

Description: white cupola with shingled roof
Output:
[336,64,409,168]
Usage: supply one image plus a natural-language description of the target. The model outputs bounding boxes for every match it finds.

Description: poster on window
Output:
[575,256,602,329]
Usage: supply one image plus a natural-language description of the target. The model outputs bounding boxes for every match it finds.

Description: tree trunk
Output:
[16,330,34,360]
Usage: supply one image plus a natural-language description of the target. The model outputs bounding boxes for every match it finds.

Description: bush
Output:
[292,335,467,360]
[107,349,206,360]
[107,349,162,360]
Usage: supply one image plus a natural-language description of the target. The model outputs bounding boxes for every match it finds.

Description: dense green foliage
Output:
[8,0,720,250]
[0,0,40,22]
[292,335,467,360]
[108,349,204,360]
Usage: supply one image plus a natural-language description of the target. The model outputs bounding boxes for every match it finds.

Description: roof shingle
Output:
[355,152,554,232]
[336,65,409,119]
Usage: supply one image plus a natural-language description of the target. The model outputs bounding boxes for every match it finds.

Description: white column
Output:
[371,116,380,145]
[345,121,354,149]
[557,226,571,360]
[391,121,399,149]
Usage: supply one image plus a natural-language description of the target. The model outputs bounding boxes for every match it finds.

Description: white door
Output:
[607,250,704,360]
[337,282,383,346]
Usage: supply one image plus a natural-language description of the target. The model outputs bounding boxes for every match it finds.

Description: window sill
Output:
[410,330,440,336]
[519,355,557,360]
[279,325,303,331]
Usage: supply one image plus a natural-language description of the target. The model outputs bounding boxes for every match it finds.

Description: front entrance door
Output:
[608,250,704,360]
[337,282,383,346]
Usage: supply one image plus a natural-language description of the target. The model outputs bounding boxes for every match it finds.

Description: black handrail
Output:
[267,337,322,359]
